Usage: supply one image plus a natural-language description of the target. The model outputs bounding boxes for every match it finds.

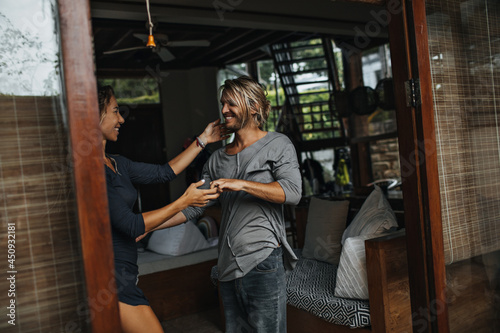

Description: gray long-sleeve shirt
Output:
[183,132,302,281]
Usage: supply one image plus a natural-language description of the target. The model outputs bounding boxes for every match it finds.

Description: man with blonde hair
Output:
[151,76,302,332]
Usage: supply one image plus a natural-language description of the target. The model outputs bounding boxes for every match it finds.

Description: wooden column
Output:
[344,51,372,190]
[388,0,449,332]
[406,1,449,331]
[58,0,121,331]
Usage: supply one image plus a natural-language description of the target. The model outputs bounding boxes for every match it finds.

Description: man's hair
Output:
[219,76,271,129]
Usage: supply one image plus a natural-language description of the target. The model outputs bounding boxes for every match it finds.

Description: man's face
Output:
[220,91,245,131]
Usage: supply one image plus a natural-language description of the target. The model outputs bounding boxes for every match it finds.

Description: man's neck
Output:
[227,126,267,154]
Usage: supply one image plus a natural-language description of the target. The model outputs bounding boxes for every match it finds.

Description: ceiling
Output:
[90,0,388,75]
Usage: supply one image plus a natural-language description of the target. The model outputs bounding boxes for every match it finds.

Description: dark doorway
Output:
[106,104,170,212]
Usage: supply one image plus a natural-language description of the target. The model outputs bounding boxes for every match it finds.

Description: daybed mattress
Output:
[137,246,218,276]
[286,255,371,328]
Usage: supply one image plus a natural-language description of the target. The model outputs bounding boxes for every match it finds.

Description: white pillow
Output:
[334,234,375,300]
[302,198,349,265]
[147,220,211,256]
[341,185,397,245]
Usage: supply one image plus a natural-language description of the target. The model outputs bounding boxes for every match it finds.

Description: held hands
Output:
[183,179,220,207]
[210,178,243,193]
[198,119,231,145]
[135,179,219,243]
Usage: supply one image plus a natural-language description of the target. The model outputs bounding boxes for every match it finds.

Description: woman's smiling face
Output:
[100,95,124,142]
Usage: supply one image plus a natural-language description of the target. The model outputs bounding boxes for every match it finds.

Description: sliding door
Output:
[390,0,500,332]
[425,1,499,332]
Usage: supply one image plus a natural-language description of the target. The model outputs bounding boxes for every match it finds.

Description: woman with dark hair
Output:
[98,85,227,332]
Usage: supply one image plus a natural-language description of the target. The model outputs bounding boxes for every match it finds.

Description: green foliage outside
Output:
[115,93,160,105]
[99,78,160,105]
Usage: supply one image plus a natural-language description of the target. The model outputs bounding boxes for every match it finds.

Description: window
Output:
[98,78,160,105]
[350,44,400,189]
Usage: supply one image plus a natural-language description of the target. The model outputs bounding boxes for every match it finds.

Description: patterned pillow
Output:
[197,216,218,239]
[302,198,349,265]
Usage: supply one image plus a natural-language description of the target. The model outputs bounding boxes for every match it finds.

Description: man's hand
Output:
[210,178,244,193]
[210,178,286,203]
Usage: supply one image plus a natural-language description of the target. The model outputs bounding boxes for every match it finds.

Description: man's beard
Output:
[225,114,245,131]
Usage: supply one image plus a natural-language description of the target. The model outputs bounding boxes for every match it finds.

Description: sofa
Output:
[286,186,412,332]
[215,186,412,332]
[136,206,222,321]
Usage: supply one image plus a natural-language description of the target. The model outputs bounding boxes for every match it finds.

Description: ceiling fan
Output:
[103,33,211,62]
[103,0,210,62]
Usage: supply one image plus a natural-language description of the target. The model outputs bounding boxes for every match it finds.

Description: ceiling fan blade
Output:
[103,46,147,55]
[132,33,149,43]
[167,40,210,47]
[155,47,176,62]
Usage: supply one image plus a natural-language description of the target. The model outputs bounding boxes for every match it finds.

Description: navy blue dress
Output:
[105,155,175,305]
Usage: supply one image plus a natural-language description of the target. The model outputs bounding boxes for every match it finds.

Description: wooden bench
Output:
[287,199,412,333]
[286,231,412,333]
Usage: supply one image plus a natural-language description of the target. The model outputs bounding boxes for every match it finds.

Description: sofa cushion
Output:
[334,234,377,300]
[287,252,371,328]
[302,198,350,265]
[341,185,397,245]
[147,220,211,256]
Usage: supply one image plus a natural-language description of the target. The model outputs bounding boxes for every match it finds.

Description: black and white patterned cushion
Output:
[286,255,371,328]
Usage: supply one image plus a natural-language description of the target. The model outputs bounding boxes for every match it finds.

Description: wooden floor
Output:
[160,306,223,333]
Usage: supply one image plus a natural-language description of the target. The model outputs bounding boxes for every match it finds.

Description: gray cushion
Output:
[302,198,349,265]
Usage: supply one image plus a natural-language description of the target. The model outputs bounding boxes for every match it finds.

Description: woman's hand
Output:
[198,119,231,145]
[136,233,147,242]
[182,179,220,207]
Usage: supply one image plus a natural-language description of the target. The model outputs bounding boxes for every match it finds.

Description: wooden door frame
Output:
[388,0,449,332]
[58,0,121,331]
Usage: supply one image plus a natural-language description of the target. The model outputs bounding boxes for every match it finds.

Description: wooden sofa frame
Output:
[138,258,219,321]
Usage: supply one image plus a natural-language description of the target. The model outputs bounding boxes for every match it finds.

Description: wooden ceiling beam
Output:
[204,31,276,63]
[186,28,256,65]
[90,1,384,37]
[215,31,298,64]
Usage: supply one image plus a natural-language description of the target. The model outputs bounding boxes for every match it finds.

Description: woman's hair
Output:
[219,76,271,129]
[97,85,115,122]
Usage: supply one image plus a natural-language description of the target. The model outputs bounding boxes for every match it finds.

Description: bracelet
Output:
[196,136,206,149]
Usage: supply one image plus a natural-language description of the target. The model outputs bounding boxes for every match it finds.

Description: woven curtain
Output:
[0,1,89,331]
[0,95,89,331]
[426,0,500,264]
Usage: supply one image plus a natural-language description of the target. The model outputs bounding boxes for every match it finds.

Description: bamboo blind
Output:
[426,0,500,264]
[0,96,88,332]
